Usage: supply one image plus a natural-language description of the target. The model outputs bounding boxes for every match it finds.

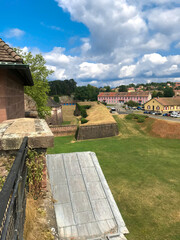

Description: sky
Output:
[1,0,180,87]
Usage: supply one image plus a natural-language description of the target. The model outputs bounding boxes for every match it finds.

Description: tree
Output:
[14,48,53,118]
[126,100,139,107]
[49,79,77,96]
[104,86,111,92]
[118,85,127,92]
[163,87,175,97]
[74,85,99,101]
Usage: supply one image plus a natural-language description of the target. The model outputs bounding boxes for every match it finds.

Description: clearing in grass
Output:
[48,116,180,240]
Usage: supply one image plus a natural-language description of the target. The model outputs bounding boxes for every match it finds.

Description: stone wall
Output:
[0,69,25,123]
[77,123,119,140]
[46,107,63,126]
[50,125,77,136]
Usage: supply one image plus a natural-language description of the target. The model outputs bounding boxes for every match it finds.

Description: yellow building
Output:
[144,97,180,112]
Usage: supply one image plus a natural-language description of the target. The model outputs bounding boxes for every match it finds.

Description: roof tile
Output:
[0,38,23,63]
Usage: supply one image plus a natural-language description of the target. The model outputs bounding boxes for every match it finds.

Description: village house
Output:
[175,82,180,88]
[144,97,180,112]
[127,87,135,92]
[98,91,152,104]
[46,97,63,125]
[0,38,33,123]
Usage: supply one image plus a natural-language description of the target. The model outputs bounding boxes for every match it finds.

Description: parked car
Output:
[143,111,148,114]
[110,107,116,113]
[155,112,162,115]
[171,112,178,117]
[137,106,142,110]
[163,113,168,116]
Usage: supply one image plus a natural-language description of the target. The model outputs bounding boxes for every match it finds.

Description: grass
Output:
[48,116,180,240]
[62,105,77,125]
[81,102,116,125]
[61,121,71,125]
[24,195,54,240]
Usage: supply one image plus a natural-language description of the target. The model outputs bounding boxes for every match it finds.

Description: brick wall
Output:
[0,69,25,123]
[50,125,77,136]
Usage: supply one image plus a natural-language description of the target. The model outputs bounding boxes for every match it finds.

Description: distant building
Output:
[144,97,180,112]
[98,92,151,104]
[46,98,63,125]
[175,82,180,88]
[127,87,135,92]
[174,90,180,96]
[0,38,33,123]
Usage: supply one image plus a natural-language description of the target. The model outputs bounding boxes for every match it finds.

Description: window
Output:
[147,105,151,109]
[156,106,160,110]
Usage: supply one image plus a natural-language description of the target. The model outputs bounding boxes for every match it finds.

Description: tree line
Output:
[49,80,99,101]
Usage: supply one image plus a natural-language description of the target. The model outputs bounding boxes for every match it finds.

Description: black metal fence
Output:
[0,137,28,240]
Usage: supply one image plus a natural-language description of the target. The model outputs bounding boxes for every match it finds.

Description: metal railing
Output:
[0,137,28,240]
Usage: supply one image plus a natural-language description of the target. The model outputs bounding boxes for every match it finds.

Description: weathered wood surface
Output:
[47,152,128,239]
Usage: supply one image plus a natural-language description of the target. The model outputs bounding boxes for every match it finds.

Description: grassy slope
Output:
[62,105,77,125]
[48,116,180,240]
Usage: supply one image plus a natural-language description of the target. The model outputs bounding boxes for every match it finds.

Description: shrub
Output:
[81,118,88,124]
[137,117,145,123]
[81,109,88,118]
[26,149,44,199]
[53,95,59,103]
[125,114,134,120]
[102,102,107,106]
[125,114,148,123]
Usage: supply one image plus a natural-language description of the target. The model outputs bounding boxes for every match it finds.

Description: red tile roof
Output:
[155,97,180,106]
[98,91,150,97]
[0,38,23,63]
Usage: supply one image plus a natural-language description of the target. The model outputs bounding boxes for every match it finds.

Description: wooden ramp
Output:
[46,152,128,239]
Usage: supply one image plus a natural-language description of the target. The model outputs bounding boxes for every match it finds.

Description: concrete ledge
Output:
[0,118,54,151]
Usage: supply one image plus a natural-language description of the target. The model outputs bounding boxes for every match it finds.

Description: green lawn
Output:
[48,117,180,240]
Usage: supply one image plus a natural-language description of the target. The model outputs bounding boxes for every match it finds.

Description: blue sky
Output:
[1,0,180,86]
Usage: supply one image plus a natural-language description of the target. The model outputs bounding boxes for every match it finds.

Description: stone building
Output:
[0,38,33,123]
[46,98,63,125]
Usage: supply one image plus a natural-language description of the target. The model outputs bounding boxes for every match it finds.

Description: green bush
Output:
[125,114,148,123]
[81,109,87,118]
[76,103,91,118]
[53,95,59,103]
[102,102,107,106]
[81,118,88,124]
[125,114,134,120]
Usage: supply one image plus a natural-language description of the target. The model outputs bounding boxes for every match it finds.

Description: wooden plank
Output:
[51,184,70,204]
[77,224,89,237]
[82,167,99,182]
[54,203,75,227]
[63,153,81,176]
[86,222,102,235]
[75,211,95,224]
[78,152,94,168]
[71,192,91,213]
[68,175,86,193]
[90,152,129,234]
[92,199,113,221]
[87,182,105,200]
[98,220,111,233]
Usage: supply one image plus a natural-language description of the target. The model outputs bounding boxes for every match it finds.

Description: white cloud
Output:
[12,1,180,86]
[141,53,167,64]
[4,28,25,38]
